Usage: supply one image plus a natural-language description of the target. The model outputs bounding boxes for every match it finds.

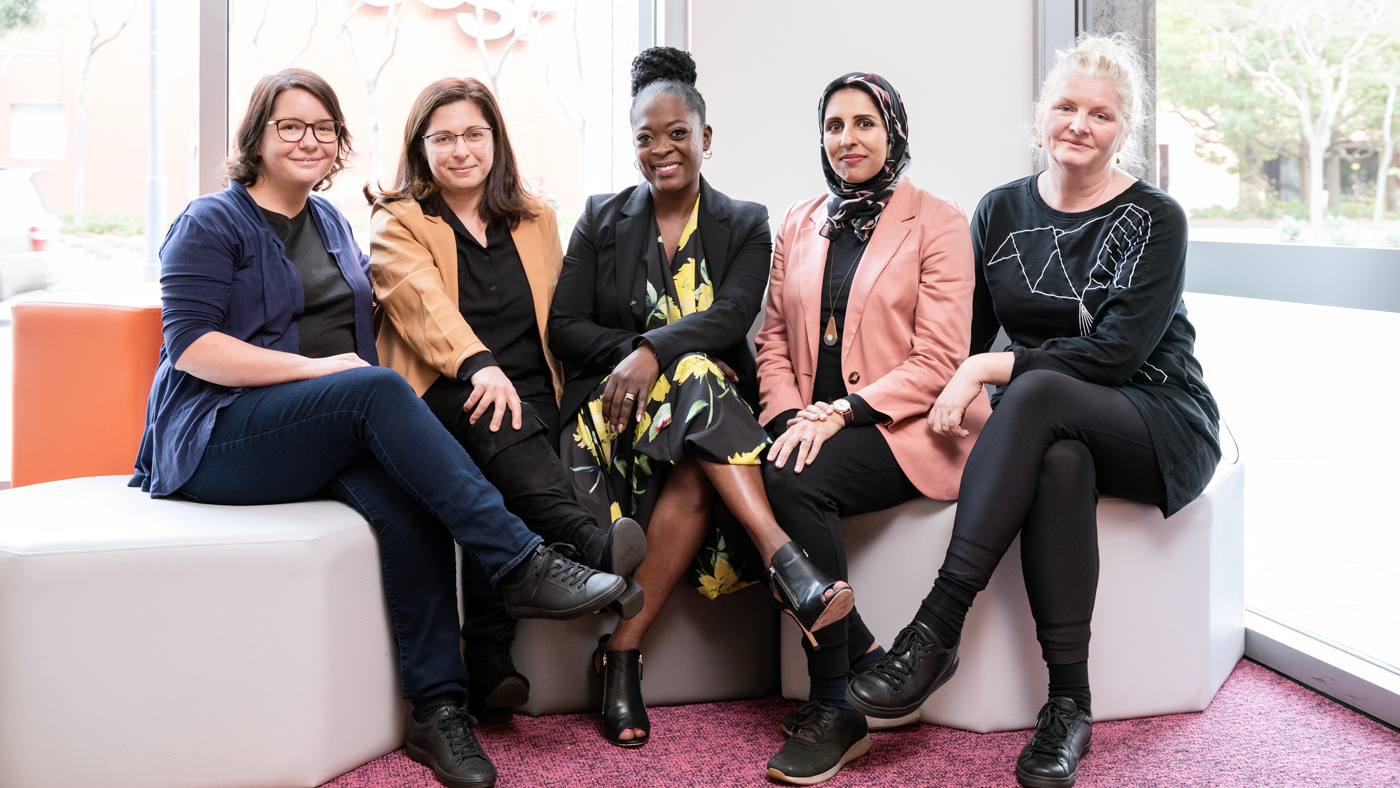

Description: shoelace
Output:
[867,625,923,691]
[540,544,593,589]
[436,710,486,763]
[789,701,838,744]
[1025,703,1073,759]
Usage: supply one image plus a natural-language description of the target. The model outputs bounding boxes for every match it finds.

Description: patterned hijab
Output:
[817,72,911,241]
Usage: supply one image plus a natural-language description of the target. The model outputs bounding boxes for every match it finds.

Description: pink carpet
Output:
[326,660,1399,787]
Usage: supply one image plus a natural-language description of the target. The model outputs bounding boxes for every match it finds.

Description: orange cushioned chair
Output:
[11,302,163,487]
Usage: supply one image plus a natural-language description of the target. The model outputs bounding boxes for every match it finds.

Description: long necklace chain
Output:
[823,239,862,347]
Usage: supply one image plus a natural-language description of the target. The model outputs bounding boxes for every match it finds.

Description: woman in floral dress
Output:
[549,47,853,748]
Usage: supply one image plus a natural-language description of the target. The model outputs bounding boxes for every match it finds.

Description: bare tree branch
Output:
[73,0,136,224]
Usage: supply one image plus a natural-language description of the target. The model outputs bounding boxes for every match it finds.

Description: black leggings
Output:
[924,369,1167,666]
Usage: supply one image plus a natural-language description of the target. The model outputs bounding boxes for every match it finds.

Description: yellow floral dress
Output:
[561,198,770,598]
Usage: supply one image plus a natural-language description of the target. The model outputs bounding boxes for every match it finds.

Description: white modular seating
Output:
[0,476,408,788]
[510,580,779,717]
[780,461,1246,733]
[0,474,782,788]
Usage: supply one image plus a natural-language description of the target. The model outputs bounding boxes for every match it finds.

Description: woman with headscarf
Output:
[846,37,1219,788]
[549,47,854,749]
[756,72,989,784]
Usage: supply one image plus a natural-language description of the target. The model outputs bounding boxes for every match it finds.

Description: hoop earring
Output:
[703,148,713,159]
[633,160,641,171]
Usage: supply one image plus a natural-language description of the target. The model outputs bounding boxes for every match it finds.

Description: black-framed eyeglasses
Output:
[267,118,342,143]
[422,126,493,151]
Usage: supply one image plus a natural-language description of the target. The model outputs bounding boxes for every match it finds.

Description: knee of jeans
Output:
[340,365,417,399]
[1041,440,1094,485]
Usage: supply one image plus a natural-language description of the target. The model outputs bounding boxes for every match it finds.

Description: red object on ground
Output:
[11,302,163,487]
[325,660,1399,788]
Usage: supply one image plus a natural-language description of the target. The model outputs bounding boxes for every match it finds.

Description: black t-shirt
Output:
[431,200,553,407]
[970,175,1221,516]
[261,205,356,359]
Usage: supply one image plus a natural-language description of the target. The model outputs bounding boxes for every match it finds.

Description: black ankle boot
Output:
[594,634,649,747]
[1015,697,1092,788]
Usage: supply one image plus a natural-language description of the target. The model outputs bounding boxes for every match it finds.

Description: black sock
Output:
[915,537,995,650]
[809,674,854,713]
[501,546,541,586]
[851,645,886,674]
[1047,661,1092,716]
[413,692,465,723]
[915,584,968,650]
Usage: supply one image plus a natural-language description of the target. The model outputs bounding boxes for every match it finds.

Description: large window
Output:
[1158,0,1400,681]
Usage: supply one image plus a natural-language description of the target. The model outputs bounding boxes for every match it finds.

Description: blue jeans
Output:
[179,366,543,701]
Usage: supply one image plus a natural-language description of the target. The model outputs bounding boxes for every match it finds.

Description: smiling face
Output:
[423,99,495,203]
[822,88,887,185]
[1039,72,1127,173]
[255,88,338,194]
[632,91,710,195]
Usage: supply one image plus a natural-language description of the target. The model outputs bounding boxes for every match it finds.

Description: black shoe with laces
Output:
[500,544,626,620]
[405,704,497,788]
[765,701,871,785]
[845,619,958,718]
[1015,697,1092,788]
[465,648,530,725]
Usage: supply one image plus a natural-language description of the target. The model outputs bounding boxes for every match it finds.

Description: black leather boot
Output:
[499,544,625,620]
[845,619,958,718]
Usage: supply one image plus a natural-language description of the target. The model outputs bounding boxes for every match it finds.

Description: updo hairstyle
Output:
[630,46,706,125]
[1032,33,1151,173]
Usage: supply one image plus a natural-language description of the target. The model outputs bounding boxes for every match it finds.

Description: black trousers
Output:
[421,376,586,656]
[931,369,1167,665]
[763,424,922,677]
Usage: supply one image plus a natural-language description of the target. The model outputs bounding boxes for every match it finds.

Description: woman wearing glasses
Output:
[132,69,627,788]
[368,77,648,727]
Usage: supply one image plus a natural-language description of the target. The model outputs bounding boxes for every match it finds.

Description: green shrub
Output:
[62,213,146,236]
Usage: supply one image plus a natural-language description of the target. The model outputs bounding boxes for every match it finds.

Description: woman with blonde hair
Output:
[846,36,1220,788]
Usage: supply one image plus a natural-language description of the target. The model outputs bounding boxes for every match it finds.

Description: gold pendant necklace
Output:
[824,238,862,348]
[823,315,839,346]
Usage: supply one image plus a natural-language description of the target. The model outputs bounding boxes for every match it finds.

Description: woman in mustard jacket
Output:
[367,77,646,725]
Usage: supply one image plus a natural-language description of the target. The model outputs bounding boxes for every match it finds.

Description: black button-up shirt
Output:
[430,199,554,406]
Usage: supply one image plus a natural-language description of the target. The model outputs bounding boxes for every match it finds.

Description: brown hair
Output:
[225,69,353,191]
[368,77,538,228]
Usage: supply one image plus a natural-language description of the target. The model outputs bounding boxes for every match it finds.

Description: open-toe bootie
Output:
[768,541,855,648]
[594,635,649,748]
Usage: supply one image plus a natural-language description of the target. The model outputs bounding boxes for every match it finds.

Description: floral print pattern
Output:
[562,198,769,598]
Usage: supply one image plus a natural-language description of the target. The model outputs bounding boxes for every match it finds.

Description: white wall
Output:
[690,0,1035,228]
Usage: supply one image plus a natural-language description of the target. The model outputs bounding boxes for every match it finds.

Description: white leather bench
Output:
[0,475,780,787]
[780,461,1246,733]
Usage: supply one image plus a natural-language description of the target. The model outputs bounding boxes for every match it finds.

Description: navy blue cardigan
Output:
[130,182,377,497]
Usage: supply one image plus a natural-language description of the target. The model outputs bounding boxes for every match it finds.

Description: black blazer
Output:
[550,176,772,424]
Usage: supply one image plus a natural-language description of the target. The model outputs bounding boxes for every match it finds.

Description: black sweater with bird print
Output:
[970,175,1221,516]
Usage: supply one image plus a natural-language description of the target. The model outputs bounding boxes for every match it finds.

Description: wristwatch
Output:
[832,398,853,427]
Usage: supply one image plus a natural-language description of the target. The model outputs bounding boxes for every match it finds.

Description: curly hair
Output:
[1029,33,1152,174]
[225,69,353,191]
[366,77,537,229]
[630,46,706,125]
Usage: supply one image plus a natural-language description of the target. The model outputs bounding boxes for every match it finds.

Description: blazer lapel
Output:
[842,178,915,361]
[509,215,551,351]
[611,186,652,332]
[799,210,830,376]
[696,176,730,284]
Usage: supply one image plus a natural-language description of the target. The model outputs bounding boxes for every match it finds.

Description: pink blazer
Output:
[755,177,991,500]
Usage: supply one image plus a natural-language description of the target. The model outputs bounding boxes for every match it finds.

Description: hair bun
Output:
[630,46,697,97]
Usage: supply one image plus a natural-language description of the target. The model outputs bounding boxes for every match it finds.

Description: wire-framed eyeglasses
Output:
[267,118,342,144]
[423,126,493,151]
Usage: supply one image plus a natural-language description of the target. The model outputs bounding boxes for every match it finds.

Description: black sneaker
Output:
[765,702,871,785]
[845,619,958,718]
[500,544,626,620]
[1015,697,1092,788]
[405,705,497,788]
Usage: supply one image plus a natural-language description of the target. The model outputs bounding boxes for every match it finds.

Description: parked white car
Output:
[0,167,60,300]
